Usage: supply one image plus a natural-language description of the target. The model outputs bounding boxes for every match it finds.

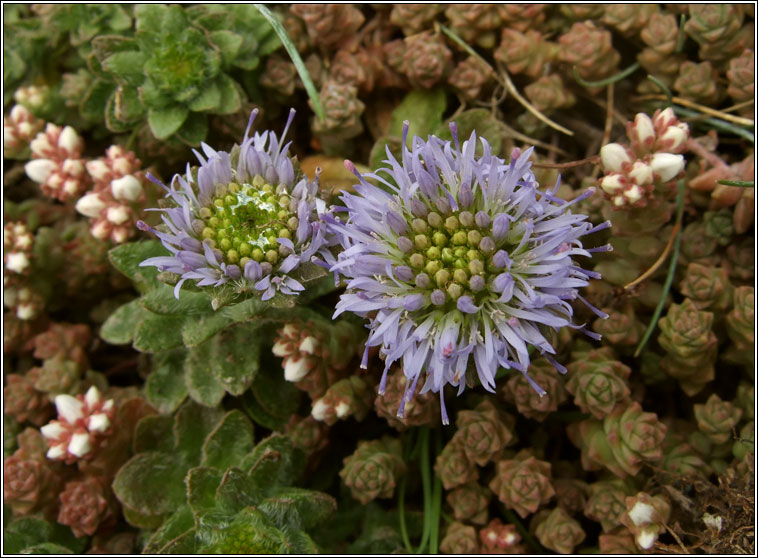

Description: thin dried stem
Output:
[532,155,600,169]
[603,82,615,147]
[720,99,754,114]
[500,123,571,157]
[624,221,681,290]
[634,94,754,127]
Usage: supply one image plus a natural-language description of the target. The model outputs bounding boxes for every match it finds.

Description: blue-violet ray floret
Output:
[327,122,609,424]
[138,109,334,300]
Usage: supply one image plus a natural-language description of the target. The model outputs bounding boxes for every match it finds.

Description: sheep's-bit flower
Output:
[329,124,606,424]
[489,454,555,518]
[76,145,146,244]
[565,349,631,419]
[138,109,334,300]
[41,386,115,464]
[3,221,35,276]
[435,437,479,490]
[339,435,405,504]
[598,531,638,554]
[25,123,90,201]
[4,372,53,426]
[534,507,586,554]
[679,263,733,312]
[504,358,568,421]
[58,478,116,537]
[584,479,633,533]
[452,398,517,466]
[619,492,671,551]
[478,519,524,554]
[4,104,45,158]
[311,375,373,425]
[446,481,491,526]
[374,368,440,430]
[440,521,479,554]
[657,298,717,395]
[694,394,743,445]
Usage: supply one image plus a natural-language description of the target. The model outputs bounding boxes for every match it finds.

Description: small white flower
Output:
[91,220,110,240]
[653,107,677,131]
[5,252,30,274]
[106,205,130,225]
[58,126,82,154]
[599,173,626,195]
[88,413,111,433]
[16,302,37,320]
[284,356,309,382]
[335,401,351,418]
[86,159,110,180]
[630,113,656,148]
[85,386,102,408]
[702,512,723,532]
[600,143,632,172]
[63,179,81,195]
[62,158,85,176]
[624,184,644,203]
[24,159,56,183]
[311,398,329,421]
[659,125,688,152]
[110,174,143,201]
[628,500,655,526]
[636,527,657,550]
[75,193,107,218]
[272,340,291,357]
[650,152,684,182]
[112,157,131,176]
[112,227,129,244]
[40,422,66,440]
[67,432,92,457]
[55,394,85,424]
[46,444,66,460]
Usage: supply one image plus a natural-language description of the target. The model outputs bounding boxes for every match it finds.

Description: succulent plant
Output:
[584,479,635,532]
[444,4,502,49]
[4,515,87,554]
[598,530,639,554]
[340,436,405,505]
[402,32,453,90]
[57,477,117,537]
[489,453,555,518]
[619,492,671,551]
[494,29,556,79]
[657,298,718,395]
[311,375,374,425]
[450,398,516,466]
[447,56,493,102]
[446,481,491,525]
[601,4,659,37]
[440,521,479,554]
[389,4,441,36]
[534,506,586,554]
[504,359,568,421]
[684,4,751,62]
[637,12,684,82]
[290,4,365,49]
[434,437,479,491]
[524,74,576,114]
[311,80,366,154]
[679,263,733,311]
[694,394,743,445]
[724,286,754,370]
[558,21,620,82]
[592,306,645,351]
[674,61,721,105]
[726,49,754,116]
[565,348,631,419]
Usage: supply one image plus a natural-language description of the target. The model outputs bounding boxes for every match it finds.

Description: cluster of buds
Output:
[13,84,50,112]
[4,370,53,426]
[388,4,441,36]
[339,436,405,504]
[311,81,365,152]
[3,286,45,321]
[3,221,34,277]
[599,108,689,209]
[637,12,685,83]
[3,104,45,158]
[401,32,453,90]
[619,492,671,551]
[478,519,524,554]
[679,263,733,312]
[24,124,90,201]
[311,376,373,425]
[489,452,555,518]
[434,436,479,490]
[565,348,631,419]
[40,386,115,464]
[534,507,586,554]
[57,478,117,537]
[444,4,503,49]
[74,145,146,244]
[558,21,620,83]
[495,29,557,79]
[3,429,63,516]
[290,4,365,50]
[693,394,743,445]
[602,4,658,37]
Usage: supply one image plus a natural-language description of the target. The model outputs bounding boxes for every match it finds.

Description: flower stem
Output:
[634,180,686,357]
[415,427,432,554]
[717,180,754,188]
[428,428,443,554]
[397,429,417,554]
[572,61,641,89]
[673,107,755,143]
[253,4,325,122]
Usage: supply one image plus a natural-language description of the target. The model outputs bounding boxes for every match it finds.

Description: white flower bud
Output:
[63,179,81,195]
[16,303,36,320]
[613,195,625,207]
[112,157,131,175]
[16,234,33,250]
[55,394,85,424]
[46,444,66,460]
[659,125,688,152]
[630,113,656,148]
[628,161,653,186]
[110,174,143,201]
[86,159,110,180]
[284,356,309,382]
[298,336,319,355]
[636,528,657,550]
[311,398,329,421]
[10,105,30,121]
[29,134,52,156]
[91,220,110,240]
[88,413,111,433]
[75,193,107,218]
[599,173,626,195]
[112,227,129,244]
[650,152,684,182]
[653,107,677,132]
[62,158,85,176]
[103,399,114,412]
[106,205,130,225]
[5,252,30,274]
[40,422,67,440]
[68,432,92,457]
[272,340,291,357]
[58,126,82,154]
[600,143,632,172]
[335,401,350,418]
[24,159,57,183]
[18,122,32,137]
[4,127,17,148]
[47,173,63,189]
[624,184,644,203]
[85,386,102,408]
[628,500,655,526]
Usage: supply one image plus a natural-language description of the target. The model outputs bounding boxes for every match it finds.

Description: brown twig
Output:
[685,138,732,171]
[720,99,754,114]
[624,222,681,290]
[663,522,692,555]
[532,155,600,169]
[602,82,615,147]
[634,94,754,127]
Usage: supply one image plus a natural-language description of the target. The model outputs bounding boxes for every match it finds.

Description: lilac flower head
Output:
[328,123,608,424]
[138,109,335,300]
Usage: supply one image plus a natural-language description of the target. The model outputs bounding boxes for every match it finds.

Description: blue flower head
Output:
[328,123,610,424]
[138,109,334,300]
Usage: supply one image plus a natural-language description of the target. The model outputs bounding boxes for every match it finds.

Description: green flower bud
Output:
[428,211,443,228]
[458,210,474,228]
[426,246,441,260]
[453,268,469,284]
[452,231,467,245]
[432,231,448,247]
[409,253,425,268]
[467,229,482,246]
[414,234,430,250]
[447,282,463,300]
[425,260,442,275]
[445,215,460,232]
[468,259,484,276]
[412,218,428,233]
[435,269,451,287]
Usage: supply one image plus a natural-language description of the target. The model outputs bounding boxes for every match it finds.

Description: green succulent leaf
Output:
[108,240,167,292]
[133,311,187,353]
[390,88,447,145]
[214,73,243,115]
[103,51,148,84]
[133,414,175,453]
[148,105,190,140]
[185,340,226,407]
[3,517,87,555]
[142,504,197,554]
[176,112,209,146]
[141,284,212,316]
[209,30,244,66]
[201,410,256,469]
